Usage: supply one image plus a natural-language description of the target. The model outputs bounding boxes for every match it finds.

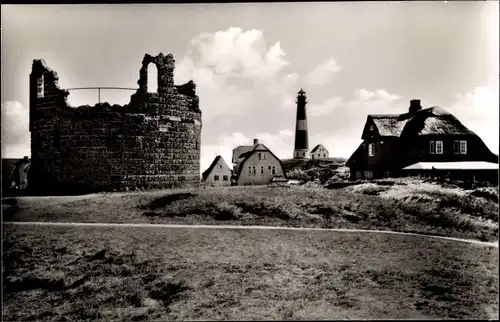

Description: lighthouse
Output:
[293,89,309,159]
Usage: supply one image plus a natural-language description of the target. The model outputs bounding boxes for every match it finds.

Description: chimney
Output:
[409,99,422,114]
[253,138,259,146]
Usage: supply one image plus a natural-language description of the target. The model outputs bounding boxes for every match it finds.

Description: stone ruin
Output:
[28,53,202,194]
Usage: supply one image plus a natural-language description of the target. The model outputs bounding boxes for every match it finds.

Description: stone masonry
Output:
[29,53,202,193]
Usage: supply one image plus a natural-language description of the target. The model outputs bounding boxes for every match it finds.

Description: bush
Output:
[361,186,390,196]
[286,169,310,182]
[469,188,499,203]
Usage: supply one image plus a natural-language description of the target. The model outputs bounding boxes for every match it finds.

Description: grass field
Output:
[3,180,499,242]
[3,224,498,320]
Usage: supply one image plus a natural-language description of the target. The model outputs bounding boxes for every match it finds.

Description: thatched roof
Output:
[371,116,409,137]
[367,107,476,138]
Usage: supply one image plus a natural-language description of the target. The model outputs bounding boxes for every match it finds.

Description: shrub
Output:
[206,202,242,220]
[286,169,310,182]
[469,188,499,203]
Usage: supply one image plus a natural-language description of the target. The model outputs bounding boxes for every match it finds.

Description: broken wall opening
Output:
[65,88,136,108]
[147,63,158,93]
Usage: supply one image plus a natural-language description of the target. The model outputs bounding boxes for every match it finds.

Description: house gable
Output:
[310,144,328,154]
[202,156,231,182]
[235,144,287,184]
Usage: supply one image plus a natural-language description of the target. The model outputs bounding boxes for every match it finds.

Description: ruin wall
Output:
[29,53,202,193]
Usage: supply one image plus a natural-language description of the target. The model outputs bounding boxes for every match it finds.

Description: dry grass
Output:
[3,224,498,320]
[3,183,498,242]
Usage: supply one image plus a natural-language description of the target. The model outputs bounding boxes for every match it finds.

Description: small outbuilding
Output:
[201,155,232,186]
[309,144,329,160]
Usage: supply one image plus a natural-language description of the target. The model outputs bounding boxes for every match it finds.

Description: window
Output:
[323,154,326,157]
[223,175,228,181]
[261,166,264,175]
[37,76,44,98]
[258,153,262,160]
[268,166,272,174]
[356,171,362,179]
[248,166,252,175]
[364,170,373,180]
[263,153,266,160]
[453,141,459,154]
[368,143,375,157]
[303,152,305,157]
[252,166,256,175]
[272,166,276,175]
[430,140,443,154]
[384,171,390,178]
[147,63,158,93]
[214,175,220,181]
[460,141,467,154]
[454,140,467,154]
[311,155,314,159]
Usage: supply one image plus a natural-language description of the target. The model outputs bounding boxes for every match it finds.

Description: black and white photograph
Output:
[1,1,499,320]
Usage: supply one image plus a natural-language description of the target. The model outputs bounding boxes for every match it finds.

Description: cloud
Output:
[308,96,343,117]
[306,58,341,86]
[307,89,404,157]
[1,100,31,158]
[449,86,499,153]
[175,27,299,134]
[278,129,294,137]
[355,89,402,101]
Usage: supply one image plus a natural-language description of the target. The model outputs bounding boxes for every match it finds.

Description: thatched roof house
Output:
[346,100,498,181]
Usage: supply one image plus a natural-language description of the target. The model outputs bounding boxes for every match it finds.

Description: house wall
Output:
[203,159,232,186]
[29,53,202,193]
[237,151,285,185]
[400,135,498,168]
[348,134,400,179]
[311,146,329,159]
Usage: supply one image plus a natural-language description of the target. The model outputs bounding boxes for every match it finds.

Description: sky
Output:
[2,1,499,173]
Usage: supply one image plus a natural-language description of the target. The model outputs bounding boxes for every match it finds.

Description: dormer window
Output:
[370,125,374,131]
[37,76,44,98]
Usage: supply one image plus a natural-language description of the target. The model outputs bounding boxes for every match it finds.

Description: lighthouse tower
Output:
[293,89,309,159]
